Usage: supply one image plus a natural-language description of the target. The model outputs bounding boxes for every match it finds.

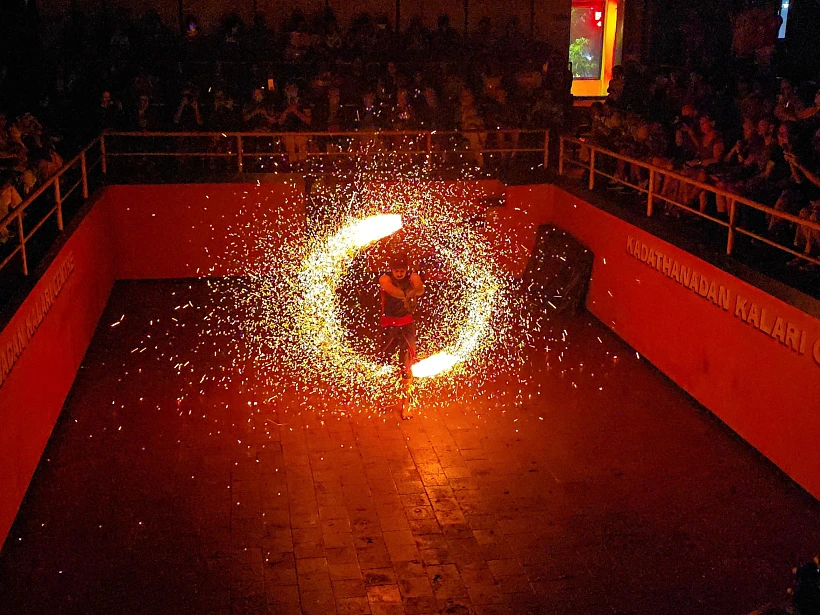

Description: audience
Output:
[1,5,818,277]
[577,61,820,272]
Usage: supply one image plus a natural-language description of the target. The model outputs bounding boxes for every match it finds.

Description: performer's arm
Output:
[407,273,425,297]
[379,275,406,299]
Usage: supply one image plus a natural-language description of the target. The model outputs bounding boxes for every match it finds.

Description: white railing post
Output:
[588,148,596,190]
[542,131,549,170]
[647,168,655,217]
[54,176,63,231]
[558,137,565,175]
[17,214,28,276]
[81,151,89,198]
[727,199,737,255]
[237,135,244,173]
[100,135,107,175]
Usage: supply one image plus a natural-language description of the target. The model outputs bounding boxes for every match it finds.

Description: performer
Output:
[379,252,424,419]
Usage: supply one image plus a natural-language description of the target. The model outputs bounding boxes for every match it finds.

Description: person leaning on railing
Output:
[712,118,762,215]
[734,118,790,229]
[0,170,23,244]
[457,87,486,169]
[678,113,725,215]
[278,83,312,165]
[782,152,820,270]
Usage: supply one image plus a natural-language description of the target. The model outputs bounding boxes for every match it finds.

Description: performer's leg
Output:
[399,323,417,379]
[381,327,401,362]
[399,324,416,419]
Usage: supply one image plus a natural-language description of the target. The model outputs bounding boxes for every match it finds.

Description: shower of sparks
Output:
[293,209,502,387]
[104,147,616,427]
[195,150,530,414]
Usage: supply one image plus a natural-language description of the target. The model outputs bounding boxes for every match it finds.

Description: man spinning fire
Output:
[379,252,424,419]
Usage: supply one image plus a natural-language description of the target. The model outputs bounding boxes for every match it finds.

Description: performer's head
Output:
[389,252,409,280]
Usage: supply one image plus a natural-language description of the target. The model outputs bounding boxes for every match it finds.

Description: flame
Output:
[344,214,402,248]
[411,352,460,378]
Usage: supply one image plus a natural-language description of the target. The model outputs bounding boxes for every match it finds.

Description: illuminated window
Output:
[570,0,606,79]
[778,0,789,38]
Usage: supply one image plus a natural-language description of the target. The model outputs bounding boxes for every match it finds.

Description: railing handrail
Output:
[106,129,543,138]
[559,135,820,237]
[1,128,549,285]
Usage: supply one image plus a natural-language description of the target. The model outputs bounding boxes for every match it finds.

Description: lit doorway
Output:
[570,0,622,97]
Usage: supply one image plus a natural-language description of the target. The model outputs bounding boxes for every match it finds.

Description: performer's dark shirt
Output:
[381,272,413,327]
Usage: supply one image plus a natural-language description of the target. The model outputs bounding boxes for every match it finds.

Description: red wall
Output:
[487,184,555,276]
[103,182,308,279]
[3,179,820,550]
[101,180,504,279]
[535,187,820,498]
[0,203,116,545]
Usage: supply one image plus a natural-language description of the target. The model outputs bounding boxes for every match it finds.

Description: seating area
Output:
[562,64,820,278]
[2,5,820,302]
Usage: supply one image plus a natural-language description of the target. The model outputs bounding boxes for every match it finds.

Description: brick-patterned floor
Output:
[1,280,819,615]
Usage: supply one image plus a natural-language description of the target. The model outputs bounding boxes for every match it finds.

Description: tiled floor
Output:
[1,280,819,615]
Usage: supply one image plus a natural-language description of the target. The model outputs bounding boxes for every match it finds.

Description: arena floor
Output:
[1,279,819,615]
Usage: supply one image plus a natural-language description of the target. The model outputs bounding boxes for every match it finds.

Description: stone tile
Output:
[265,564,298,586]
[292,526,324,545]
[294,540,325,559]
[493,574,532,595]
[363,568,398,587]
[326,546,359,565]
[408,518,443,536]
[369,604,406,615]
[400,494,431,508]
[396,574,434,598]
[378,515,411,531]
[324,532,356,550]
[486,559,523,579]
[333,578,367,599]
[387,541,421,563]
[401,595,439,615]
[382,530,416,548]
[404,506,435,521]
[298,571,333,593]
[336,597,372,615]
[426,564,469,601]
[230,593,268,614]
[329,562,363,580]
[300,589,337,615]
[266,584,301,607]
[366,584,403,603]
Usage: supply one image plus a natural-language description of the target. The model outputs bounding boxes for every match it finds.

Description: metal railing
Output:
[0,137,106,281]
[102,129,549,174]
[0,129,547,283]
[559,135,820,267]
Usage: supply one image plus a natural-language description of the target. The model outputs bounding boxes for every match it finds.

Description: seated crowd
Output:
[1,8,573,242]
[581,64,820,269]
[0,112,64,243]
[1,6,817,274]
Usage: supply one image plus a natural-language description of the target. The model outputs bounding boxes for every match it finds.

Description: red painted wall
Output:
[103,182,308,279]
[101,180,504,278]
[0,203,116,545]
[539,186,820,499]
[487,184,555,276]
[3,179,820,551]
